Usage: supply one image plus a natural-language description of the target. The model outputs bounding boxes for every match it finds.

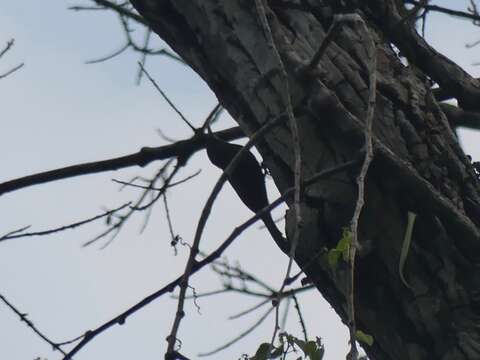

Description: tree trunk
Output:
[130,1,480,359]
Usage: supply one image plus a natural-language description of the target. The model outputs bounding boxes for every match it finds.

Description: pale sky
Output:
[1,1,479,360]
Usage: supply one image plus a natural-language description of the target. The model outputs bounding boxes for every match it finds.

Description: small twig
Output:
[163,191,177,245]
[80,5,183,66]
[85,43,129,64]
[200,103,223,132]
[344,14,377,360]
[60,160,359,360]
[211,261,275,293]
[292,293,308,342]
[404,0,480,22]
[112,169,200,191]
[0,62,24,79]
[83,161,174,247]
[0,293,68,355]
[307,19,342,72]
[0,203,131,242]
[0,39,24,79]
[180,288,230,300]
[69,5,104,11]
[0,225,31,238]
[88,0,147,25]
[130,162,181,211]
[165,110,288,358]
[136,28,152,84]
[139,62,197,132]
[280,295,291,331]
[229,298,271,320]
[198,306,275,357]
[254,0,304,349]
[0,39,15,58]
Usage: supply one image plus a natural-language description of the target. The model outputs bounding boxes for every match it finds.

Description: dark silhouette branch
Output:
[0,293,68,355]
[61,159,359,360]
[0,127,244,197]
[0,202,130,242]
[404,0,480,22]
[366,0,480,110]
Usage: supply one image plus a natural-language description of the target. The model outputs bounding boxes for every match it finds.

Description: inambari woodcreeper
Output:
[205,134,287,252]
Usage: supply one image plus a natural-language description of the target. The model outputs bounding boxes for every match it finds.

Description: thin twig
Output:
[0,203,131,242]
[229,298,271,320]
[280,295,291,331]
[0,63,24,79]
[90,0,147,25]
[165,110,288,357]
[0,293,68,355]
[254,0,303,349]
[162,190,178,250]
[139,62,197,132]
[136,28,152,84]
[344,14,377,360]
[292,293,308,342]
[60,159,358,360]
[112,169,200,191]
[83,161,173,247]
[200,103,223,132]
[307,20,342,72]
[85,43,129,64]
[198,306,275,357]
[0,39,15,58]
[404,0,480,22]
[212,261,275,293]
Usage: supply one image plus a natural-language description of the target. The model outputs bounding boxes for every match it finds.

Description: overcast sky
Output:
[1,1,480,360]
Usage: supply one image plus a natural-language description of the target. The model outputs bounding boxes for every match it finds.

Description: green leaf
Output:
[338,228,352,261]
[327,228,352,268]
[327,249,341,267]
[270,346,283,358]
[305,340,325,360]
[292,337,306,352]
[290,337,324,360]
[355,330,374,347]
[250,343,270,360]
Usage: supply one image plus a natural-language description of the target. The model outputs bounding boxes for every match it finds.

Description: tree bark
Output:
[129,1,480,359]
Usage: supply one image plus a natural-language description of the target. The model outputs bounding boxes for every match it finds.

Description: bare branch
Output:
[0,202,130,242]
[198,306,275,357]
[254,1,304,351]
[85,43,129,64]
[0,126,244,197]
[405,0,480,22]
[291,293,308,342]
[0,39,15,58]
[60,159,359,360]
[84,159,176,247]
[0,62,24,79]
[139,63,197,132]
[346,14,377,360]
[0,293,68,355]
[0,38,24,79]
[87,0,147,25]
[165,110,289,357]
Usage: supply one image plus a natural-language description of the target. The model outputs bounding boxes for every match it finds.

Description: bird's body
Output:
[205,136,287,252]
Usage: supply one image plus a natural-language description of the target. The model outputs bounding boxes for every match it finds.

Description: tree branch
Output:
[61,160,359,360]
[0,127,244,197]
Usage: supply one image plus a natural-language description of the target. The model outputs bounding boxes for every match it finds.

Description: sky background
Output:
[1,1,480,360]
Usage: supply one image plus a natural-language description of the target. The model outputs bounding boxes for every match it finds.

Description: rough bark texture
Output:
[130,1,480,359]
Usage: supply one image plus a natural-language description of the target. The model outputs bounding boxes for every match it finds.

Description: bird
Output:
[205,132,287,252]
